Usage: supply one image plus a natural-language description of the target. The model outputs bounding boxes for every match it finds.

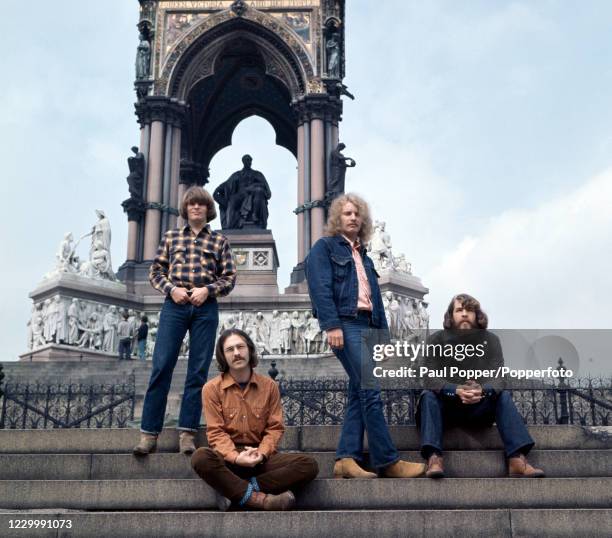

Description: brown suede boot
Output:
[382,459,426,478]
[508,454,545,478]
[132,433,158,456]
[179,431,196,455]
[244,490,295,511]
[333,458,377,479]
[425,454,445,479]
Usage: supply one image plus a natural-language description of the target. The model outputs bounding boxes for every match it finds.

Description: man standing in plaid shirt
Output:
[134,186,237,456]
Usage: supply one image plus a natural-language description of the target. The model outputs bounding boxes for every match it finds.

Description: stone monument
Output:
[21,0,429,365]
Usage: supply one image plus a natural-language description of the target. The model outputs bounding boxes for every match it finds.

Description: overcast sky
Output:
[1,1,611,371]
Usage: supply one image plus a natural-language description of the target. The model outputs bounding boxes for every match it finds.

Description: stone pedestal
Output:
[223,229,280,297]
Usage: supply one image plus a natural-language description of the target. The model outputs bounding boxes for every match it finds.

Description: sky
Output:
[1,1,611,371]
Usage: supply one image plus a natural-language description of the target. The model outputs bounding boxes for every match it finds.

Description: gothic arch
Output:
[158,8,316,101]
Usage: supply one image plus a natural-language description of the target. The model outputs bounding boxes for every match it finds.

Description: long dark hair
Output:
[215,328,259,373]
[443,293,488,329]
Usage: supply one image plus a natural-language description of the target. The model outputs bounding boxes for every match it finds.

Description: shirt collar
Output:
[220,370,259,390]
[182,223,211,237]
[340,234,362,251]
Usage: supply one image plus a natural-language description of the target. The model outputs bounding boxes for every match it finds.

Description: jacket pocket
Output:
[330,255,352,281]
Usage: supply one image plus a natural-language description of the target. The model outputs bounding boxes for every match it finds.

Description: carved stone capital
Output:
[135,96,188,127]
[121,198,146,222]
[293,95,343,124]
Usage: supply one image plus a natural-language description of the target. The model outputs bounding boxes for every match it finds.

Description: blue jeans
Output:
[416,389,535,458]
[141,297,218,434]
[333,313,399,469]
[118,338,131,360]
[137,339,146,361]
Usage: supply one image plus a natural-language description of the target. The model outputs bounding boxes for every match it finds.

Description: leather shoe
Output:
[132,433,157,456]
[179,431,196,455]
[333,458,377,479]
[508,454,545,478]
[382,459,426,478]
[215,492,232,512]
[245,490,295,511]
[425,454,445,479]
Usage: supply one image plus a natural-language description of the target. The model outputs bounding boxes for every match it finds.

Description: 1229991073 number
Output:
[9,519,72,529]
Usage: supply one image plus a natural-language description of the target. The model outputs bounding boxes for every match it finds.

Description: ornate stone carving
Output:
[159,8,314,99]
[136,32,152,80]
[231,0,248,17]
[382,292,429,341]
[135,96,188,127]
[80,210,116,281]
[367,220,413,276]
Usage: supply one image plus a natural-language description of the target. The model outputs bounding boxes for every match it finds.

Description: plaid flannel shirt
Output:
[149,225,237,298]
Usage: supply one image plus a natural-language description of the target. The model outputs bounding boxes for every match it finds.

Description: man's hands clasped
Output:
[456,380,484,405]
[171,286,209,306]
[235,446,264,467]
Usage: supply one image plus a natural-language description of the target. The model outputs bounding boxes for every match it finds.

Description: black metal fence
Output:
[0,375,135,429]
[0,364,609,429]
[277,377,612,427]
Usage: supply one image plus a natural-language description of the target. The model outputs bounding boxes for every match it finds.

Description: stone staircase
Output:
[0,425,611,537]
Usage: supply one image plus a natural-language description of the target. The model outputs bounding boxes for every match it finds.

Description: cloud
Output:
[425,168,612,329]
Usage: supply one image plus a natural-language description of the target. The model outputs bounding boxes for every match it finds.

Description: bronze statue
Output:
[327,143,356,203]
[126,146,145,201]
[214,155,271,229]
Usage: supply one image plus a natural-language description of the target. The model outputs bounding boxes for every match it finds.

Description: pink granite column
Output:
[143,120,165,260]
[168,126,182,230]
[310,118,326,244]
[297,123,305,262]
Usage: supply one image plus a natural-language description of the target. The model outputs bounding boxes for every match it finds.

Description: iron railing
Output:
[0,375,135,429]
[276,375,612,427]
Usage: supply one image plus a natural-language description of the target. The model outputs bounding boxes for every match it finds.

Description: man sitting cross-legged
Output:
[417,293,545,479]
[191,328,318,510]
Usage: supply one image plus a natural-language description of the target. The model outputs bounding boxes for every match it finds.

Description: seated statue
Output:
[214,155,271,229]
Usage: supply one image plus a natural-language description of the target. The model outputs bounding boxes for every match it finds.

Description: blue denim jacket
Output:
[305,235,389,331]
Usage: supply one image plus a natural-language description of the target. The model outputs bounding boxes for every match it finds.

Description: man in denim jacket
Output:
[305,193,425,479]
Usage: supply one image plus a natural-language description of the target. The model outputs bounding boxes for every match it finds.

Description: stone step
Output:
[0,509,611,538]
[0,450,609,480]
[1,478,610,511]
[1,426,610,454]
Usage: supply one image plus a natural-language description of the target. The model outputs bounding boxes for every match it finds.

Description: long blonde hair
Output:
[325,193,373,243]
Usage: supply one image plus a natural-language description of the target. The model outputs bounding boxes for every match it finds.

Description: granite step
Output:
[0,509,611,538]
[0,450,609,480]
[1,426,610,454]
[0,478,610,511]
